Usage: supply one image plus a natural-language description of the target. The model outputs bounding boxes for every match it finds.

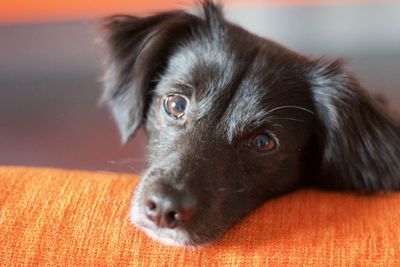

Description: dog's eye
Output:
[163,94,188,119]
[251,134,277,153]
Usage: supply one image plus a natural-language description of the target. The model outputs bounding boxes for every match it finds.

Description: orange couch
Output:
[1,167,399,265]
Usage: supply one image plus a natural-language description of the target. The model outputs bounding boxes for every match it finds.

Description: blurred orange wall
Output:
[0,0,384,24]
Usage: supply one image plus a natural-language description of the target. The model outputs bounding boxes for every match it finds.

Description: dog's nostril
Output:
[144,199,159,223]
[146,200,157,211]
[165,211,180,228]
[168,211,180,221]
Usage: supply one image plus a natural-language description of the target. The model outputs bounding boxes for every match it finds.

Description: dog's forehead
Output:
[157,35,237,94]
[156,28,311,141]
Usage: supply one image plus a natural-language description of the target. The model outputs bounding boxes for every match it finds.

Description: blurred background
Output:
[1,0,399,173]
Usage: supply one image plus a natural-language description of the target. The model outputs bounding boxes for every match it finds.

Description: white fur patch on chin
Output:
[141,226,192,247]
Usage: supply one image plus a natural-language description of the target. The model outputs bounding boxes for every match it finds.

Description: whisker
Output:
[126,165,141,173]
[233,188,246,193]
[264,105,316,116]
[107,158,146,165]
[216,187,247,193]
[268,116,306,123]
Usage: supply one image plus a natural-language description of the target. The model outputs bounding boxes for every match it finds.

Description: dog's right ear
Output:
[309,60,400,192]
[100,12,199,143]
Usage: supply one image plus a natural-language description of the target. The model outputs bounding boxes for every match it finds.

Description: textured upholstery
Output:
[1,167,399,266]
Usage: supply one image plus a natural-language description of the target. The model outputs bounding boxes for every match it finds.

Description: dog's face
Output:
[130,24,318,245]
[101,2,400,246]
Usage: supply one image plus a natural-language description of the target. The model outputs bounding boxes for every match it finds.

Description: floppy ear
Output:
[101,11,199,143]
[310,60,400,192]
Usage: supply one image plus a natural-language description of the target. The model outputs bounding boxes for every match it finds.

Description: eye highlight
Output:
[251,134,277,153]
[163,93,189,119]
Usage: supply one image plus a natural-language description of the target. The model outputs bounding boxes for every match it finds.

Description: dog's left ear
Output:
[309,60,400,192]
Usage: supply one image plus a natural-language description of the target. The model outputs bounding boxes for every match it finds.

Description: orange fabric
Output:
[0,0,386,24]
[1,167,399,266]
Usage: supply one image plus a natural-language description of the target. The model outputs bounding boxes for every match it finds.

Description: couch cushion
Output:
[1,167,399,265]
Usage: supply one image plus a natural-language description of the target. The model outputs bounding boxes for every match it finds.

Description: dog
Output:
[100,1,400,246]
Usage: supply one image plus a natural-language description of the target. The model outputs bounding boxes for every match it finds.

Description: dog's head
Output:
[101,1,400,246]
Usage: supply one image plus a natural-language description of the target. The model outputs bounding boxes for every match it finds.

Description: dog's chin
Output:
[136,222,195,247]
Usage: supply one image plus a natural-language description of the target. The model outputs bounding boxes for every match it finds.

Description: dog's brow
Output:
[172,83,194,96]
[221,86,269,142]
[174,79,195,90]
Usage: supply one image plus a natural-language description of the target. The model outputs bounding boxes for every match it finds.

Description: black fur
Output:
[101,1,400,246]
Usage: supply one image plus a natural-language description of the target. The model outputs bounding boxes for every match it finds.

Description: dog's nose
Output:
[144,189,196,229]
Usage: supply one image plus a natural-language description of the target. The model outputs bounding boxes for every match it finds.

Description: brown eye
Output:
[163,94,189,119]
[251,134,277,153]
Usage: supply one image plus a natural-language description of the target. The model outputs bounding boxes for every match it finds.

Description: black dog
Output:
[101,1,400,246]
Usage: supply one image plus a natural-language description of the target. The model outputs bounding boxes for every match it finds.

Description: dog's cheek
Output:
[130,168,162,226]
[144,114,185,161]
[129,175,148,226]
[236,154,300,200]
[143,104,162,139]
